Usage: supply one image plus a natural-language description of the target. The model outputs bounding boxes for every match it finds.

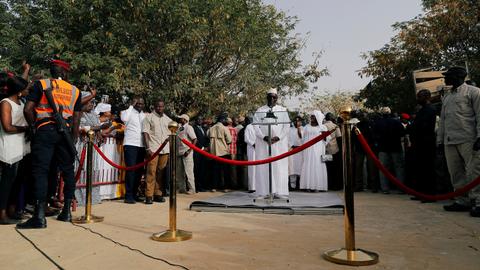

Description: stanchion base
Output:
[323,248,379,266]
[151,229,192,242]
[71,215,104,224]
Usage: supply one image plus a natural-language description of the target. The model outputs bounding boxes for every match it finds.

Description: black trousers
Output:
[31,125,75,202]
[212,154,232,190]
[193,152,206,191]
[124,145,145,200]
[0,161,20,209]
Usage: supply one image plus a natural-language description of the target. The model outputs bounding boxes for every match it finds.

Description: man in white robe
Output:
[244,121,257,192]
[253,88,291,198]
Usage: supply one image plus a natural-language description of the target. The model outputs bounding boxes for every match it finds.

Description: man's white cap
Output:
[179,114,190,122]
[95,103,112,114]
[267,88,278,95]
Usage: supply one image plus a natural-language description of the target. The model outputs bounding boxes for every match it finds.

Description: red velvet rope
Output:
[181,130,333,166]
[93,139,169,171]
[74,146,87,182]
[355,128,480,201]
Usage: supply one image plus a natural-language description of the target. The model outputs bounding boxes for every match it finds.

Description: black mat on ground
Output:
[190,191,344,215]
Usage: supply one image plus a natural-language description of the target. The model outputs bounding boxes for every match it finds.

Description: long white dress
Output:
[300,111,330,191]
[288,126,303,176]
[253,105,290,196]
[244,124,256,191]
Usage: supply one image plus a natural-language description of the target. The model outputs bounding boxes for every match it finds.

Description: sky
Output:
[263,0,424,109]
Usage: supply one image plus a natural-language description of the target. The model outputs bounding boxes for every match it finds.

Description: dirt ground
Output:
[1,191,479,270]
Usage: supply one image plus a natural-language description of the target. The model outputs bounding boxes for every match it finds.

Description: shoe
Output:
[124,198,136,204]
[470,207,480,217]
[421,200,436,203]
[382,190,390,194]
[248,190,255,193]
[45,205,61,217]
[410,196,421,201]
[274,194,289,200]
[153,196,165,203]
[186,190,195,195]
[9,211,28,220]
[145,197,153,204]
[443,203,470,212]
[210,189,217,192]
[57,199,72,222]
[17,201,47,229]
[134,196,144,202]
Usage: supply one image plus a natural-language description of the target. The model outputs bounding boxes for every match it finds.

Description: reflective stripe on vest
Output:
[35,79,79,124]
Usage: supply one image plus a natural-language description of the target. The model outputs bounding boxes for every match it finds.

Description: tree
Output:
[300,90,365,117]
[359,0,480,113]
[0,0,326,117]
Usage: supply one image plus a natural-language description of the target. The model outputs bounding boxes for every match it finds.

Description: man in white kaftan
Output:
[253,88,291,197]
[244,122,257,191]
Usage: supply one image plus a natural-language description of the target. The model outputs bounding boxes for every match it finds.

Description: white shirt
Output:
[0,98,30,164]
[121,106,145,147]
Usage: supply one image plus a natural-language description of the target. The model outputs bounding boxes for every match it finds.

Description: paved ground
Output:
[1,191,479,270]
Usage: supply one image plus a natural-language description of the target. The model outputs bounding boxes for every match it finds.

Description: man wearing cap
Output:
[18,59,82,229]
[177,114,197,194]
[437,67,480,217]
[142,100,171,203]
[253,88,291,199]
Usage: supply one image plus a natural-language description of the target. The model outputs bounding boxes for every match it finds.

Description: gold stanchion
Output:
[72,130,104,224]
[151,121,192,242]
[323,107,378,266]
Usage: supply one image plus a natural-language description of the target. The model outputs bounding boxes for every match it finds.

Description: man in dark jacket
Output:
[193,116,209,192]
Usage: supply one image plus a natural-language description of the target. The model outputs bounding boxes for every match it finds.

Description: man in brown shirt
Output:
[142,100,171,204]
[207,114,232,191]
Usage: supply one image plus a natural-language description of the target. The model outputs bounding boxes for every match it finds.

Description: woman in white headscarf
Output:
[300,110,330,191]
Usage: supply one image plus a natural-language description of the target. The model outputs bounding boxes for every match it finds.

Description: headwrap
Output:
[94,103,112,115]
[312,110,325,125]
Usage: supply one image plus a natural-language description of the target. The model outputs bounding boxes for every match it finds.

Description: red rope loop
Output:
[93,138,169,171]
[355,128,480,201]
[181,130,333,166]
[75,145,87,183]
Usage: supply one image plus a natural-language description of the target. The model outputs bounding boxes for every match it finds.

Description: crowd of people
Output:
[0,59,479,229]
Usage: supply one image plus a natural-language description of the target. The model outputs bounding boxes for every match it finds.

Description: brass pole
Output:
[151,121,192,242]
[72,130,104,224]
[323,107,378,266]
[342,118,355,252]
[169,128,177,232]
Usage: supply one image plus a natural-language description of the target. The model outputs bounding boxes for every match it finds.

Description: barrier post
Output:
[72,130,104,224]
[323,107,378,266]
[151,121,192,242]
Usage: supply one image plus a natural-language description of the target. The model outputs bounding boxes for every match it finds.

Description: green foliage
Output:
[0,0,325,116]
[359,0,480,113]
